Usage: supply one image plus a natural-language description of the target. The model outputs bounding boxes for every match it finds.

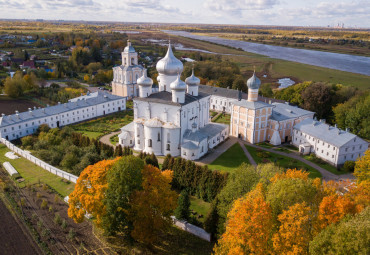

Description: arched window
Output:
[131,57,134,65]
[148,139,152,147]
[124,58,126,65]
[167,133,170,143]
[167,144,170,151]
[157,132,160,141]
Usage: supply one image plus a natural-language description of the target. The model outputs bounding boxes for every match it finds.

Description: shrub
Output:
[257,151,270,158]
[41,228,50,238]
[20,197,26,207]
[36,192,42,200]
[67,228,76,241]
[49,205,53,212]
[42,184,48,191]
[54,213,62,225]
[61,219,67,230]
[37,219,43,229]
[40,199,48,209]
[54,194,60,204]
[343,161,355,172]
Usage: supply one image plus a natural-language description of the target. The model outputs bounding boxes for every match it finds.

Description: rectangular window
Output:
[148,139,152,147]
[167,144,170,151]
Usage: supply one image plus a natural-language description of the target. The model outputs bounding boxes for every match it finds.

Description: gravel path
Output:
[239,141,257,166]
[99,131,121,147]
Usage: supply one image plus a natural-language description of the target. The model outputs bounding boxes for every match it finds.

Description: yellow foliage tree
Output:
[68,158,119,225]
[354,149,370,183]
[318,194,356,229]
[214,183,273,255]
[270,168,309,183]
[272,202,312,255]
[129,165,177,244]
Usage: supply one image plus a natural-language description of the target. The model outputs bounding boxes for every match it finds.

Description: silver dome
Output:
[123,40,136,53]
[137,69,153,87]
[185,68,200,86]
[170,74,186,91]
[247,72,261,89]
[156,42,183,76]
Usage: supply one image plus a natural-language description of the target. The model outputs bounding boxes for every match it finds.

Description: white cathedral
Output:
[117,42,229,160]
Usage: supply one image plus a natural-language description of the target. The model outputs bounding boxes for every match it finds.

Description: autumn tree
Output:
[318,194,357,229]
[102,156,144,236]
[68,158,119,225]
[272,202,313,255]
[215,183,273,255]
[309,206,370,255]
[354,149,370,183]
[129,165,177,244]
[3,72,27,98]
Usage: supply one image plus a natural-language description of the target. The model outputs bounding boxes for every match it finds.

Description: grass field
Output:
[213,113,231,125]
[208,143,250,173]
[190,196,211,223]
[0,144,75,197]
[76,130,104,139]
[70,110,133,137]
[245,145,322,179]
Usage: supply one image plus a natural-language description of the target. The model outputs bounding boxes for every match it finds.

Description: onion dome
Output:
[137,69,153,87]
[185,68,200,86]
[170,74,186,91]
[156,42,183,75]
[247,71,261,89]
[123,40,135,53]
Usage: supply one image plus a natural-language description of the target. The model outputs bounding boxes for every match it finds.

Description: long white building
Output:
[118,43,229,160]
[0,91,126,141]
[292,118,368,166]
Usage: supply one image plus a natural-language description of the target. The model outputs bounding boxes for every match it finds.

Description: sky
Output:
[0,0,369,28]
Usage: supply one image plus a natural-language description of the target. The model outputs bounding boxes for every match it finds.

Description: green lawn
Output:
[245,145,322,179]
[70,110,133,135]
[208,143,250,173]
[213,113,231,125]
[303,155,347,175]
[110,134,119,146]
[0,144,75,197]
[76,130,104,140]
[190,196,211,223]
[256,142,275,148]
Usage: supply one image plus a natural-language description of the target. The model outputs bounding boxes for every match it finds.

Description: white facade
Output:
[0,92,126,141]
[292,118,368,166]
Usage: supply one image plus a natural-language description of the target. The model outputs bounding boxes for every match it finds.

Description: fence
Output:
[171,216,211,242]
[0,138,78,183]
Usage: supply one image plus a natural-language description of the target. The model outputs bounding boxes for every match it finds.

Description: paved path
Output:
[240,141,354,181]
[196,137,238,165]
[99,131,121,147]
[239,141,257,166]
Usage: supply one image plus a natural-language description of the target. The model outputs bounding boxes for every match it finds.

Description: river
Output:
[164,30,370,76]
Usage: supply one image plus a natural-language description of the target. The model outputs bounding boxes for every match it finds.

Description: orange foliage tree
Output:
[272,202,313,255]
[129,165,178,244]
[214,183,273,255]
[68,158,119,225]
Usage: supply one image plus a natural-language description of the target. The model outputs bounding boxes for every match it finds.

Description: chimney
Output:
[1,113,5,118]
[58,102,61,105]
[28,108,31,112]
[33,106,37,110]
[334,124,337,128]
[345,128,350,132]
[46,104,50,107]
